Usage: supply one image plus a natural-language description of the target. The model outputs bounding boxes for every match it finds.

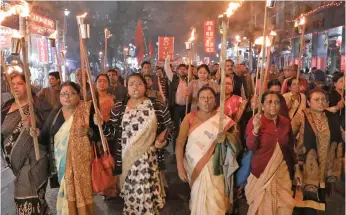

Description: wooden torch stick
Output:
[103,28,108,73]
[263,46,272,90]
[218,18,228,133]
[257,4,268,115]
[77,24,87,100]
[185,50,192,115]
[54,47,63,81]
[21,36,40,160]
[1,51,26,120]
[297,17,306,81]
[79,32,107,152]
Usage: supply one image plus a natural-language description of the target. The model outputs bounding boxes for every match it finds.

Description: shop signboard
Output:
[37,37,48,64]
[29,13,55,36]
[158,36,174,61]
[0,26,13,49]
[204,20,216,54]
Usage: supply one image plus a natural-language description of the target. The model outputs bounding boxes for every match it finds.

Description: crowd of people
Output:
[1,56,344,215]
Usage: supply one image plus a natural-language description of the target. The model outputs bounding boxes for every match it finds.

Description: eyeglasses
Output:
[199,96,215,101]
[311,98,327,103]
[264,100,281,106]
[60,92,78,97]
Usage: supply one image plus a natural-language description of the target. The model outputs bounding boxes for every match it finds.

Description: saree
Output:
[184,112,235,215]
[54,101,94,215]
[224,95,248,122]
[283,92,306,120]
[245,144,295,215]
[1,104,50,215]
[120,99,165,215]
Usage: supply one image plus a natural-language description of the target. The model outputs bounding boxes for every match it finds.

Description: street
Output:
[1,152,345,215]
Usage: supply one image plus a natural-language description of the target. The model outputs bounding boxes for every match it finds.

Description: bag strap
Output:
[189,111,196,126]
[50,108,62,137]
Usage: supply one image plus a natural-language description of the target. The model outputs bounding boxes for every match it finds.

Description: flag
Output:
[137,44,145,65]
[135,19,144,48]
[148,40,154,59]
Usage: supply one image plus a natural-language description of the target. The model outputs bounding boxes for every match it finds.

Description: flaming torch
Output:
[104,28,110,72]
[218,1,242,133]
[262,30,277,90]
[49,31,63,81]
[185,27,196,114]
[77,14,107,152]
[296,15,305,80]
[76,12,88,100]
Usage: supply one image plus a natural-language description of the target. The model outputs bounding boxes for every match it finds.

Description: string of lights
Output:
[286,2,343,23]
[285,25,345,40]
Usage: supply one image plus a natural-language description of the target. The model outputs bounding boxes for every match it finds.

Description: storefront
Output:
[291,3,345,73]
[1,2,59,88]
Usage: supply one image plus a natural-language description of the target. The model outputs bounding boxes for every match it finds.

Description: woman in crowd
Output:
[94,73,174,214]
[245,91,296,215]
[94,74,118,199]
[1,73,52,214]
[155,66,169,99]
[292,88,344,215]
[283,78,306,120]
[326,72,345,131]
[187,64,219,111]
[224,75,248,123]
[40,82,98,215]
[176,86,240,215]
[144,74,165,104]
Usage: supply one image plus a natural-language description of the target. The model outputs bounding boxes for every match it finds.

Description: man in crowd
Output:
[141,61,159,91]
[37,71,61,109]
[107,68,127,102]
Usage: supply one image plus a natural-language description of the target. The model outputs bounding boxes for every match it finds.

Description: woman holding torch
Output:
[1,72,52,215]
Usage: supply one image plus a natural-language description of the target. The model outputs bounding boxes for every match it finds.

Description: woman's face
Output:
[225,77,233,95]
[127,76,146,99]
[335,77,344,91]
[156,69,163,77]
[289,79,299,93]
[308,92,327,113]
[60,85,80,108]
[144,76,153,89]
[198,67,209,82]
[198,89,216,113]
[262,94,280,118]
[283,69,290,78]
[192,67,198,76]
[96,76,109,91]
[11,76,27,100]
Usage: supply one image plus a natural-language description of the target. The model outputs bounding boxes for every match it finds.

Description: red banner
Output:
[158,36,174,61]
[29,13,55,36]
[204,20,216,54]
[0,26,13,49]
[37,37,48,64]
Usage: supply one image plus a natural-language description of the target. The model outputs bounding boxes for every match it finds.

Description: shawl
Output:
[104,97,174,175]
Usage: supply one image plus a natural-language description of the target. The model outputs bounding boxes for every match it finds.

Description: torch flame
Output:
[188,28,196,42]
[0,0,30,24]
[254,36,271,47]
[270,30,277,36]
[76,12,87,19]
[12,30,23,39]
[226,1,243,17]
[299,16,305,25]
[49,31,57,39]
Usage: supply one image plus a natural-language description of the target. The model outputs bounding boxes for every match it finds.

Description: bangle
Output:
[252,130,259,136]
